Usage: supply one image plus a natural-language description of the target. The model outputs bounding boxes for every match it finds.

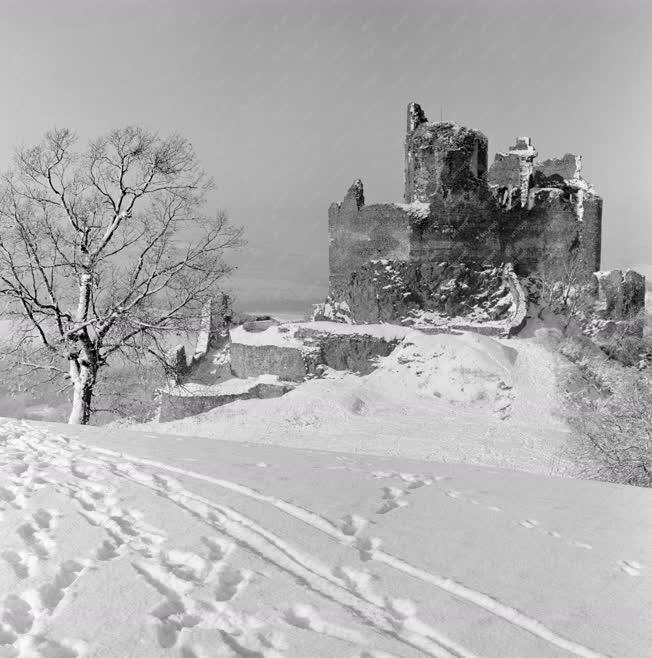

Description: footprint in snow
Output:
[356,536,382,562]
[33,508,57,531]
[2,593,34,634]
[284,603,323,631]
[21,637,87,658]
[285,603,368,645]
[1,550,37,579]
[161,549,211,583]
[201,536,236,563]
[11,463,28,476]
[333,565,384,606]
[519,519,540,529]
[132,561,200,649]
[0,625,17,646]
[339,514,368,536]
[152,473,182,492]
[377,487,409,514]
[618,560,643,576]
[377,498,409,514]
[96,539,120,561]
[403,475,433,489]
[17,520,55,559]
[38,559,85,613]
[0,485,26,509]
[70,461,99,480]
[214,566,251,602]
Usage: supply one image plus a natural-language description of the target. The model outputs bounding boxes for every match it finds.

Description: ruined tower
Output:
[404,102,488,203]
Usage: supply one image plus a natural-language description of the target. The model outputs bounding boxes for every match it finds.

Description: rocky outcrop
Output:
[594,269,646,320]
[585,269,647,339]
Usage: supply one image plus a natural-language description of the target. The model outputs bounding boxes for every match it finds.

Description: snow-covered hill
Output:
[143,330,573,476]
[0,418,650,657]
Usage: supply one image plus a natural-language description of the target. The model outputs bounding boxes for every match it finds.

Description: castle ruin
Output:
[324,102,641,330]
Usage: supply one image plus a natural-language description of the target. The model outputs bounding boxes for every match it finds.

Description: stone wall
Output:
[328,184,412,296]
[168,294,232,384]
[229,343,311,381]
[158,380,294,422]
[497,191,601,277]
[229,325,402,379]
[295,328,399,375]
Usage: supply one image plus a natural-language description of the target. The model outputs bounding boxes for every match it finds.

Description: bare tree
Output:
[0,127,242,424]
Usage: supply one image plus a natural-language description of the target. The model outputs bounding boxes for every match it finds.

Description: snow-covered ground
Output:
[144,330,574,476]
[0,418,650,657]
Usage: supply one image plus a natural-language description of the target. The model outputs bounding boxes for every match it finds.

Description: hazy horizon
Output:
[2,0,651,312]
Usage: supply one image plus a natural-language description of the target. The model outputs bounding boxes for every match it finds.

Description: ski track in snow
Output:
[0,421,640,657]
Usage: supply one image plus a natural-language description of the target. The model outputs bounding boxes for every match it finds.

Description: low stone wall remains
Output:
[158,379,294,422]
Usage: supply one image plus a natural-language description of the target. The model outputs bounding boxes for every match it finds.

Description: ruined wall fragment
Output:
[328,179,412,296]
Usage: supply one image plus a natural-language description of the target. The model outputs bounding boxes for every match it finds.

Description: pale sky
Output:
[1,0,651,311]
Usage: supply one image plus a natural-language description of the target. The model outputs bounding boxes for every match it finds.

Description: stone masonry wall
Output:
[229,328,401,379]
[158,381,293,422]
[328,182,412,297]
[229,343,310,381]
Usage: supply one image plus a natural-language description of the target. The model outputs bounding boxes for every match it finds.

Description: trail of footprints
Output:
[368,469,608,556]
[62,459,275,653]
[0,434,92,656]
[0,424,647,658]
[70,452,471,656]
[3,431,288,656]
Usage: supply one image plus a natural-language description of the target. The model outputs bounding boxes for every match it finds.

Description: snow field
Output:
[1,419,650,656]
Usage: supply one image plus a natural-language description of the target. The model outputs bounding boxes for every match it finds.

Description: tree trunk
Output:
[68,356,96,425]
[68,271,96,425]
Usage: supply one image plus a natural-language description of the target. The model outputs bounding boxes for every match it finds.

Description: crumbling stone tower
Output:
[404,102,488,202]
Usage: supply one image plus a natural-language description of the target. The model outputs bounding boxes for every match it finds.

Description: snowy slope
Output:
[144,331,573,476]
[1,418,650,657]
